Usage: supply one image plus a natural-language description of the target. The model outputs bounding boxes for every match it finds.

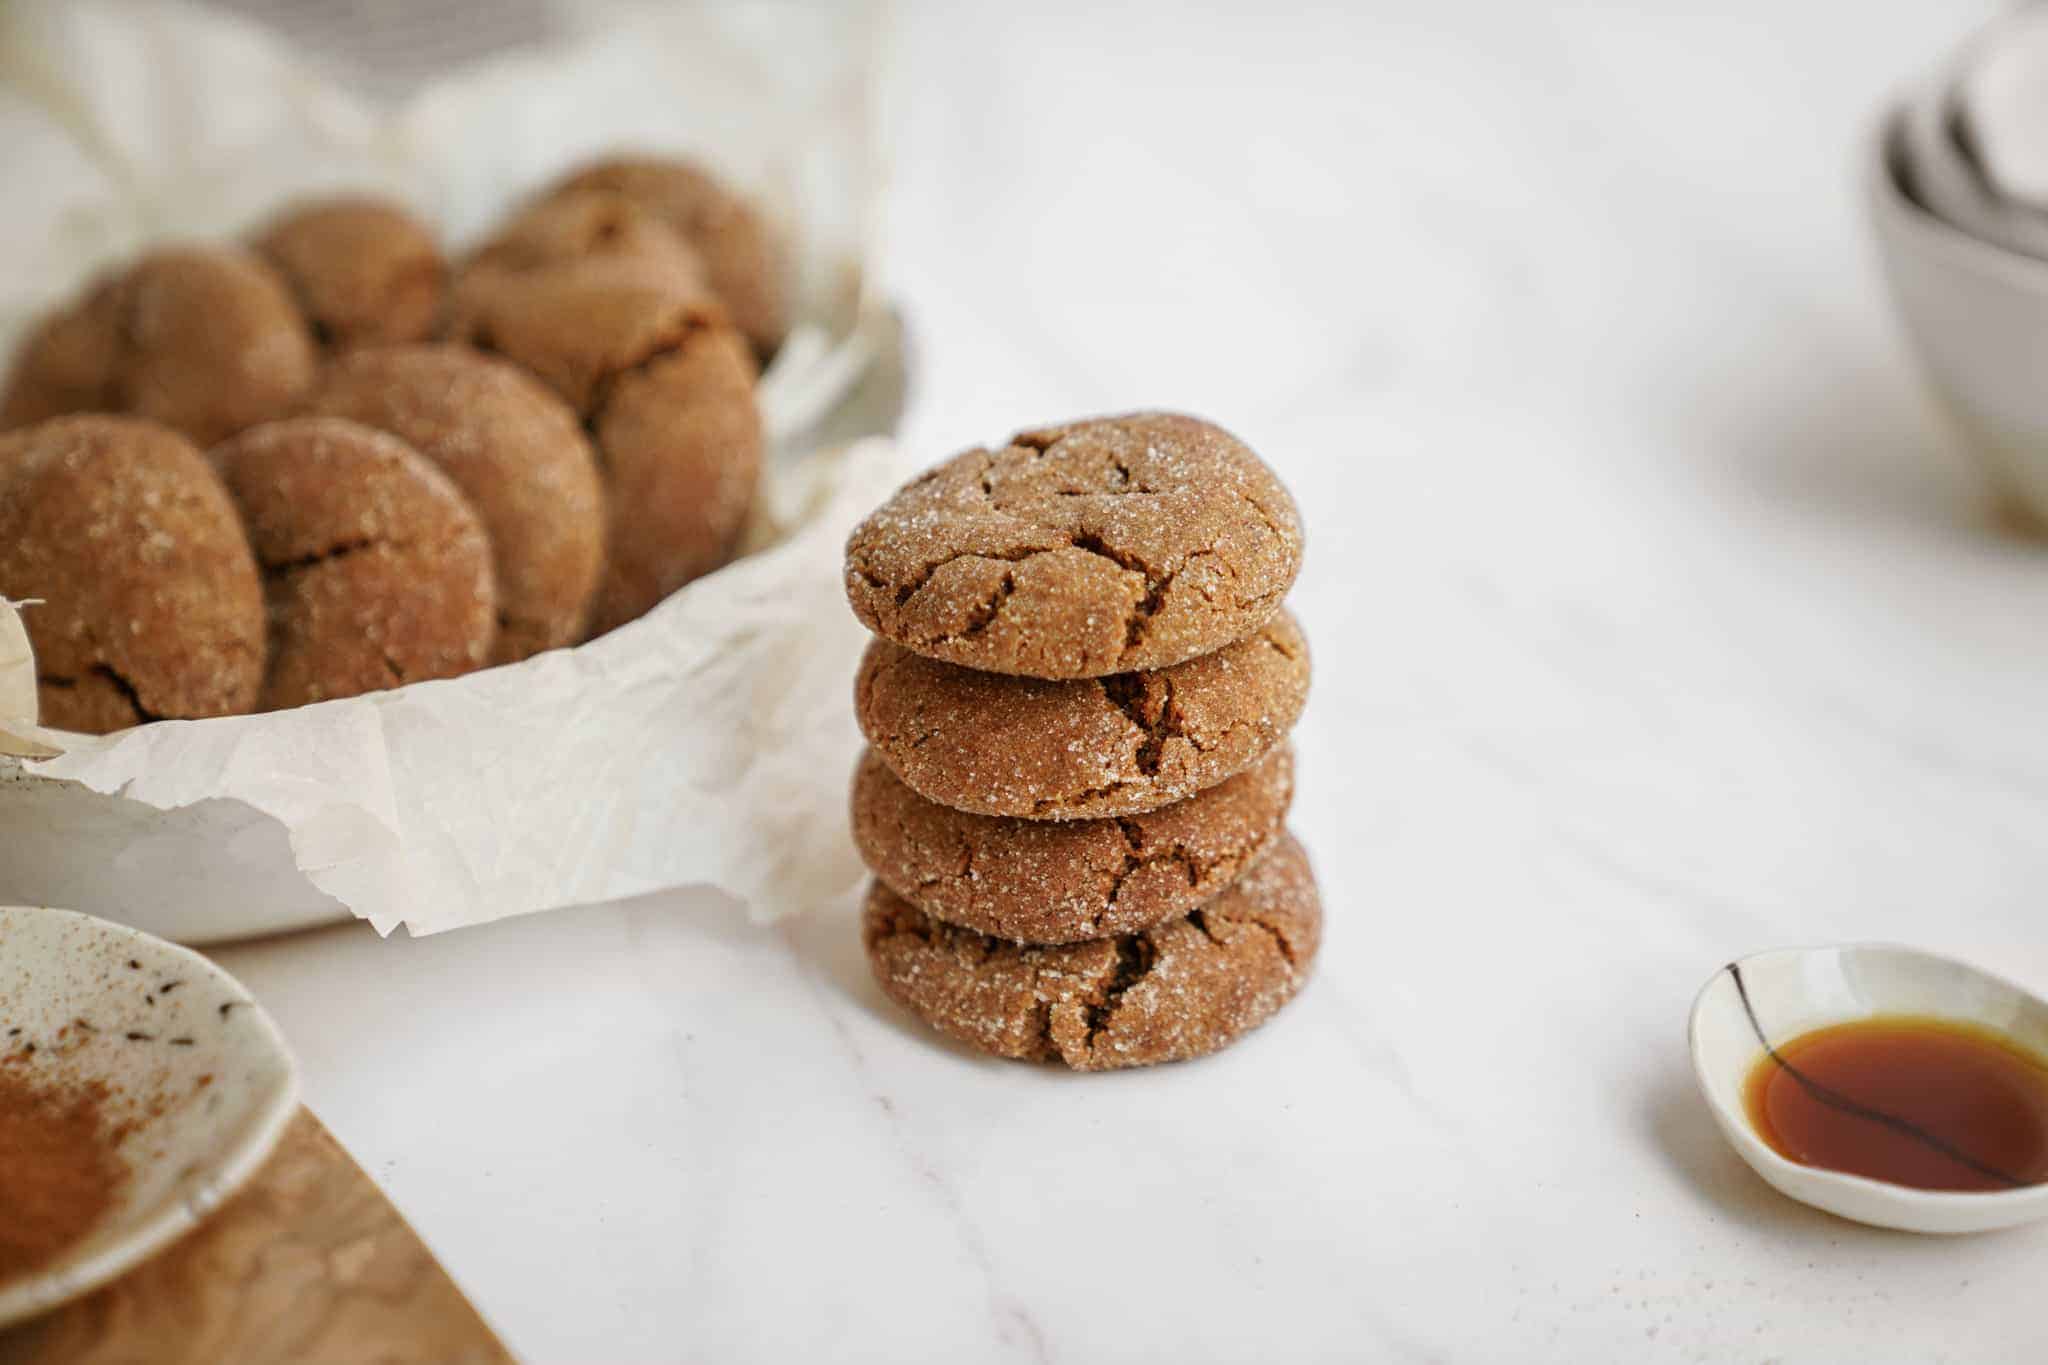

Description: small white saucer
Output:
[1691,944,2048,1235]
[0,905,299,1327]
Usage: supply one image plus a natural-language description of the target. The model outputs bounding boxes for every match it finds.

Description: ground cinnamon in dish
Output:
[0,1067,128,1283]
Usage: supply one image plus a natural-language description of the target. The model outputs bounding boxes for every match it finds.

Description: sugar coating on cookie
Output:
[585,323,762,634]
[856,610,1310,820]
[853,744,1295,944]
[444,253,724,411]
[0,415,265,732]
[307,345,606,663]
[864,832,1321,1070]
[465,186,709,297]
[444,259,762,635]
[0,246,316,446]
[253,195,447,351]
[211,418,496,710]
[844,412,1303,679]
[545,155,788,361]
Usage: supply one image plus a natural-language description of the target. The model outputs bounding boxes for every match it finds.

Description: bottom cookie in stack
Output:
[862,833,1321,1072]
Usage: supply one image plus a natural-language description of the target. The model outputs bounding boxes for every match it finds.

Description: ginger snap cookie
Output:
[0,416,264,732]
[211,418,496,710]
[544,155,788,361]
[856,610,1309,820]
[852,744,1294,944]
[844,412,1303,679]
[864,832,1320,1070]
[0,246,316,445]
[443,262,762,635]
[253,195,447,351]
[465,186,709,298]
[307,344,606,663]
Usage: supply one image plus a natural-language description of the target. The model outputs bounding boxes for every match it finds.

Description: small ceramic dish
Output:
[1869,106,2048,528]
[1690,943,2048,1234]
[0,906,299,1327]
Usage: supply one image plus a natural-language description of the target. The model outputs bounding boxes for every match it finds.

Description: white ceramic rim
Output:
[1688,941,2048,1224]
[1866,100,2048,292]
[0,906,302,1328]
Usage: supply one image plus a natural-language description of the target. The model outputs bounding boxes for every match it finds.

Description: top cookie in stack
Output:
[844,412,1320,1071]
[845,412,1299,679]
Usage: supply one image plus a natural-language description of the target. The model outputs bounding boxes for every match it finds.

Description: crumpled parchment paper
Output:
[0,0,914,933]
[0,600,57,759]
[14,436,916,935]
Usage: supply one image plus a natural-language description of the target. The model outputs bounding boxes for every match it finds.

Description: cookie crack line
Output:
[874,545,1043,610]
[1239,910,1301,972]
[261,535,390,577]
[1028,777,1142,818]
[860,510,1169,617]
[40,663,165,725]
[1100,673,1189,775]
[1077,935,1160,1055]
[1108,811,1211,889]
[947,570,1017,644]
[581,310,719,432]
[858,503,1281,670]
[71,620,169,723]
[1104,841,1207,913]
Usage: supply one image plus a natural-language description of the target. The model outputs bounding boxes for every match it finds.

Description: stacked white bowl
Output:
[1873,9,2048,526]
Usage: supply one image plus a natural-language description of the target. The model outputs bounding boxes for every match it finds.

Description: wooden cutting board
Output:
[0,1109,512,1364]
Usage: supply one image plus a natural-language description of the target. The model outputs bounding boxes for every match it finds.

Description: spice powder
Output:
[0,1068,128,1284]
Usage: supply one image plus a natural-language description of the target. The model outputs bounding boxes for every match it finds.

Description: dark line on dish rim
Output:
[1727,962,2028,1190]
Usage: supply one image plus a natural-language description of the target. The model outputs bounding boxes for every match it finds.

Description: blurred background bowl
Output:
[1871,106,2048,528]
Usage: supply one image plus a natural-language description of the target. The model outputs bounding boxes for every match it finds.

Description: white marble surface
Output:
[209,2,2048,1359]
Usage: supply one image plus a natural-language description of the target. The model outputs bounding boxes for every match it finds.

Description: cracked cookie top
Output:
[307,345,607,663]
[856,610,1309,820]
[863,831,1320,1070]
[543,156,789,363]
[844,412,1302,679]
[0,246,316,446]
[252,195,447,353]
[0,415,264,733]
[211,418,496,711]
[852,743,1293,944]
[465,187,709,298]
[442,253,761,637]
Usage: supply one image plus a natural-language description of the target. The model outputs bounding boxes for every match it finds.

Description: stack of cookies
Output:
[844,412,1320,1071]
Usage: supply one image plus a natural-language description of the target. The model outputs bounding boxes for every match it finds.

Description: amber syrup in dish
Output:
[1744,1014,2048,1192]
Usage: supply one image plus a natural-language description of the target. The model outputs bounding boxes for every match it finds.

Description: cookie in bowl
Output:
[444,257,761,636]
[541,155,789,362]
[0,246,316,445]
[0,415,265,733]
[211,417,496,710]
[251,195,448,352]
[464,186,709,298]
[306,344,606,663]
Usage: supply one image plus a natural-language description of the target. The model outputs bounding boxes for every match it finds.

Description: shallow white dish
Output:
[1869,107,2048,527]
[0,905,299,1327]
[1690,943,2048,1234]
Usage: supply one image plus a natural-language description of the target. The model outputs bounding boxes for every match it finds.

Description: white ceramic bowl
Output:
[1690,943,2048,1234]
[0,906,299,1327]
[1869,107,2048,527]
